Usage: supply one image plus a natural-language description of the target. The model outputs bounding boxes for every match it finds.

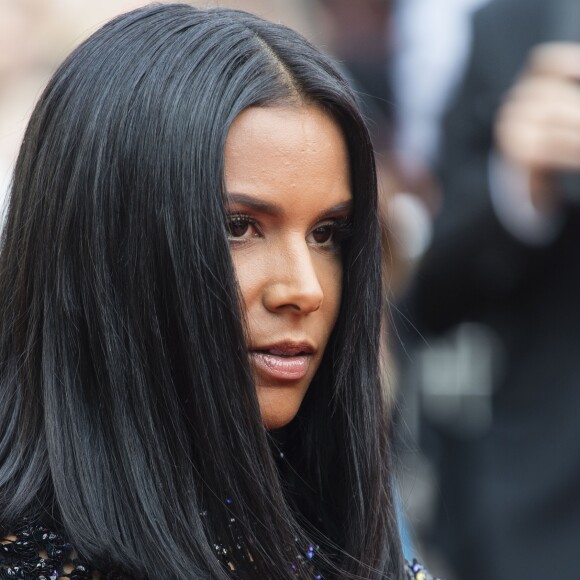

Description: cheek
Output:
[230,250,264,312]
[317,255,343,326]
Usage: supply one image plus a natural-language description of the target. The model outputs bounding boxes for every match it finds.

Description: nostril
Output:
[262,278,323,314]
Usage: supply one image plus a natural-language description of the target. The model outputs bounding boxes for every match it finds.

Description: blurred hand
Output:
[495,43,580,212]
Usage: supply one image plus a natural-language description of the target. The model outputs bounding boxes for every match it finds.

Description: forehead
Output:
[224,105,352,212]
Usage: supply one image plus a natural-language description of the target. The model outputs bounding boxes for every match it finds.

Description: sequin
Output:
[0,522,124,579]
[404,558,441,580]
[0,522,440,579]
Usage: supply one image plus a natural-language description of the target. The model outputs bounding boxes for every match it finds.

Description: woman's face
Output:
[224,105,352,429]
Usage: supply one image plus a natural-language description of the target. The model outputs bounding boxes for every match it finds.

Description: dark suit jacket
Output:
[403,0,580,578]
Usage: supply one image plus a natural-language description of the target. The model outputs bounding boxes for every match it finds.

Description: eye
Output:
[227,217,249,237]
[307,217,352,249]
[226,214,259,241]
[311,225,334,244]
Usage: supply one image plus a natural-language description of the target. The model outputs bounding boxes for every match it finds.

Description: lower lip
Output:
[250,352,311,381]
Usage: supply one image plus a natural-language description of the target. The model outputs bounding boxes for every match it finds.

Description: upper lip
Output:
[250,340,316,356]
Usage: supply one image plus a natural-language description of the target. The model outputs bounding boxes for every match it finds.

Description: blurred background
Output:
[2,1,580,579]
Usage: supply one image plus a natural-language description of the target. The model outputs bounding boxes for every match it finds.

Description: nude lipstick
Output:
[249,342,314,381]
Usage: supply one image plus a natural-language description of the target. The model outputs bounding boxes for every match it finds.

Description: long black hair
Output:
[0,4,403,579]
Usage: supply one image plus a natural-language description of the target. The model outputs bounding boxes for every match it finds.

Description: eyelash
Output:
[310,217,353,250]
[225,214,353,250]
[225,214,260,241]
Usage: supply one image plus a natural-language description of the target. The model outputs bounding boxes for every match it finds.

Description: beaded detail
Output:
[0,521,123,579]
[0,521,439,579]
[404,558,441,580]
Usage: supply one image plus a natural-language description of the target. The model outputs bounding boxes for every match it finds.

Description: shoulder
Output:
[0,521,123,579]
[405,558,443,580]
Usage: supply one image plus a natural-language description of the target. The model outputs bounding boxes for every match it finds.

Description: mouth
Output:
[249,342,315,382]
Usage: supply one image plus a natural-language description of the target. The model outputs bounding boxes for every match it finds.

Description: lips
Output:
[249,342,315,382]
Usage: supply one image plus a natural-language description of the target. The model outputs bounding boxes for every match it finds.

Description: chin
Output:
[256,387,305,430]
[261,414,297,430]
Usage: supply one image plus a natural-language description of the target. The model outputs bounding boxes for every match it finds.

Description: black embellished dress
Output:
[0,521,439,579]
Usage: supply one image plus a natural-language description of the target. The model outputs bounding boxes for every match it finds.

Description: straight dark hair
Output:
[0,4,403,579]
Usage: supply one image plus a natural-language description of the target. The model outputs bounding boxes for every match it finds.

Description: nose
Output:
[262,241,324,314]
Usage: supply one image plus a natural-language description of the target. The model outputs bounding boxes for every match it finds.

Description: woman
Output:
[0,4,436,579]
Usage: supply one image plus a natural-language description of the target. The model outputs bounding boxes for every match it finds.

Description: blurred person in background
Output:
[387,0,491,303]
[390,0,489,212]
[397,0,580,578]
[387,1,491,571]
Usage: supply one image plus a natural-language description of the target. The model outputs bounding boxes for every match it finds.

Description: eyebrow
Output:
[226,193,282,217]
[225,193,353,220]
